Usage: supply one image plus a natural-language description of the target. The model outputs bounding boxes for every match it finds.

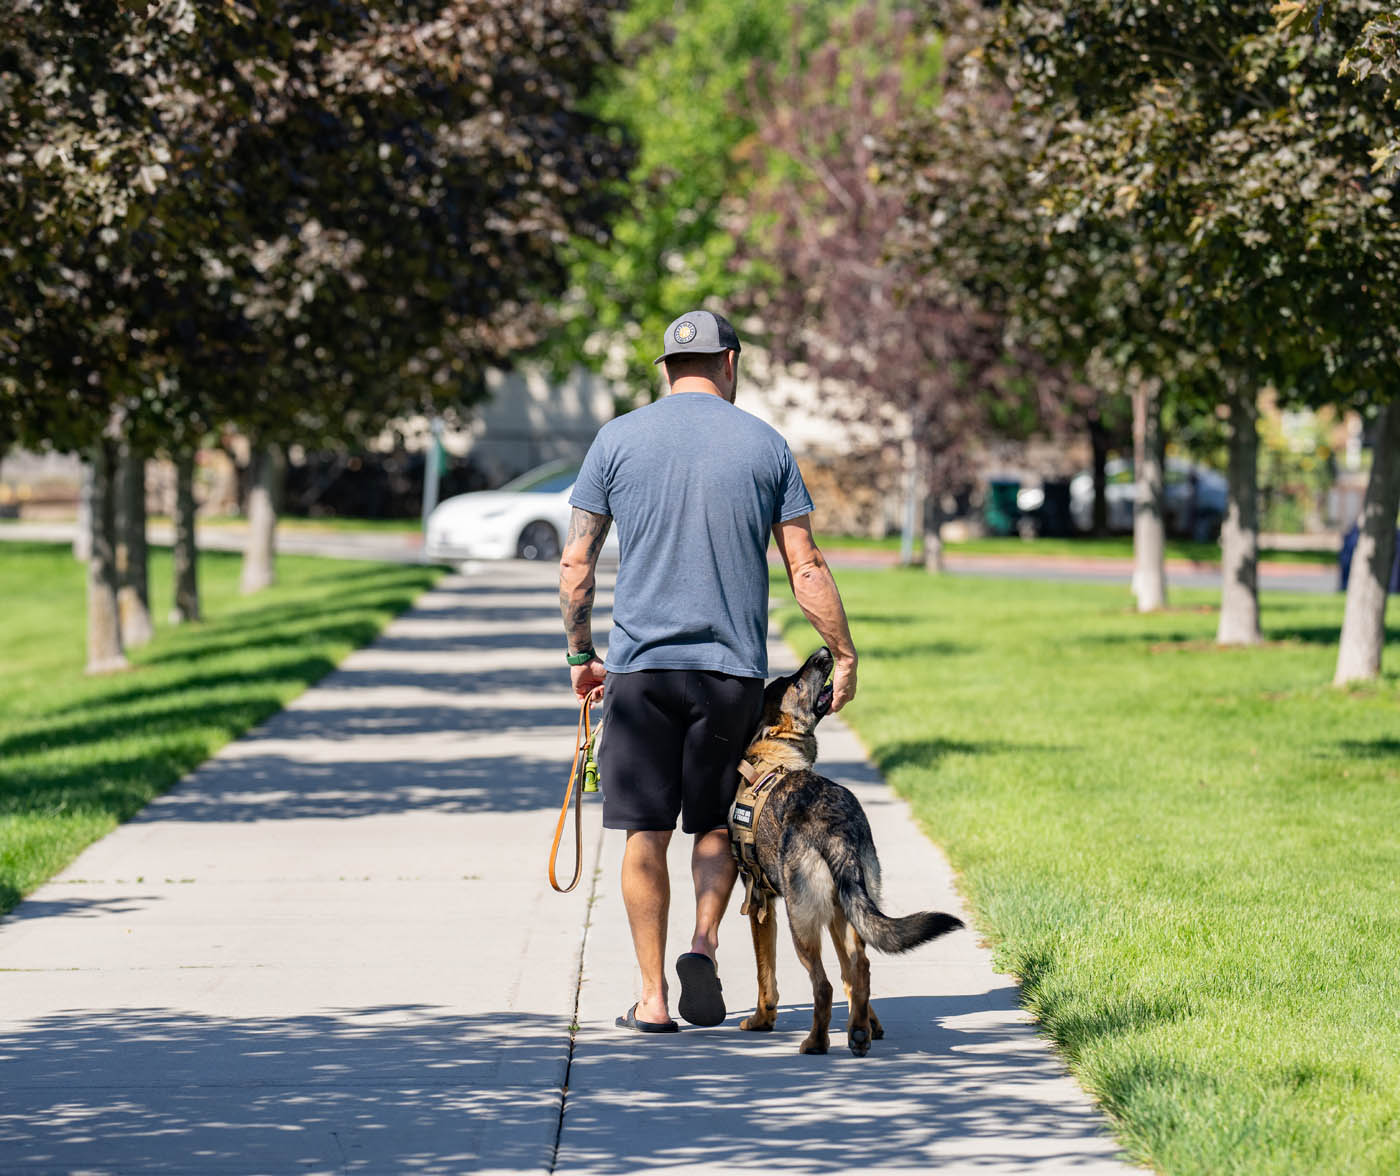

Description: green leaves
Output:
[893,0,1400,415]
[545,0,856,404]
[2,1,636,454]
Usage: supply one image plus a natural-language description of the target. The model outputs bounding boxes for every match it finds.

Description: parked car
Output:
[424,461,620,563]
[1068,457,1228,541]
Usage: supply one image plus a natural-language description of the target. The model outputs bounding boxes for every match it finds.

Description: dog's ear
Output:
[755,672,796,736]
[761,673,792,714]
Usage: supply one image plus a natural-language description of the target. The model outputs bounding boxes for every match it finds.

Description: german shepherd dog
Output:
[733,647,963,1056]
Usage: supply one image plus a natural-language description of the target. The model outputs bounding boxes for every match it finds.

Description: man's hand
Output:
[570,657,607,700]
[830,654,857,712]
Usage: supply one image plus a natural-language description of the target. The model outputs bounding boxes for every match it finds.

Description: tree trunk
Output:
[116,442,155,648]
[1131,379,1167,612]
[1216,389,1262,646]
[1334,399,1400,685]
[86,439,128,674]
[1089,410,1110,536]
[922,484,945,574]
[241,443,284,594]
[73,462,93,561]
[171,445,201,624]
[899,431,923,567]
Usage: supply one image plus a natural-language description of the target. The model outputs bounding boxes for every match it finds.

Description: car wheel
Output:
[517,521,561,561]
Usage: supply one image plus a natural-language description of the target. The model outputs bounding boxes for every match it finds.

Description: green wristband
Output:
[566,649,597,666]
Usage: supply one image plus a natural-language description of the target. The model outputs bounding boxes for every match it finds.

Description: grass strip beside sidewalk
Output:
[815,533,1339,567]
[0,542,441,915]
[776,569,1398,1176]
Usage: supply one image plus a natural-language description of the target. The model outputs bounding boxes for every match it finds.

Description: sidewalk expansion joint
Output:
[549,818,605,1175]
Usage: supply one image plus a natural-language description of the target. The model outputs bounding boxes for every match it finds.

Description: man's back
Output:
[569,391,812,677]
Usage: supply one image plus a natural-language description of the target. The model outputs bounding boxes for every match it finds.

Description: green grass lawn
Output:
[776,570,1398,1175]
[815,532,1339,566]
[2,514,424,533]
[0,542,440,915]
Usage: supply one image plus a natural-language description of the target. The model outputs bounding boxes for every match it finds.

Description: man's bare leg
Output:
[621,829,673,1024]
[690,827,739,960]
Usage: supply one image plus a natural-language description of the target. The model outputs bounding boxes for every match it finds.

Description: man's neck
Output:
[668,376,731,402]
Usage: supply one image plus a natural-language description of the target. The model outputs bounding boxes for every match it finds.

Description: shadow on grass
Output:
[1079,621,1393,650]
[0,687,309,772]
[848,640,970,661]
[875,737,1070,774]
[1335,737,1400,759]
[1,561,440,913]
[1077,630,1207,648]
[843,612,935,627]
[138,583,437,667]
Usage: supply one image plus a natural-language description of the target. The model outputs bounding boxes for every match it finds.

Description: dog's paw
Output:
[870,1017,885,1040]
[848,1026,871,1057]
[739,1015,775,1032]
[799,1036,829,1055]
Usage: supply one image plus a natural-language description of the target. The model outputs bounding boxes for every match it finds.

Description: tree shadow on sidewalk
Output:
[0,1005,572,1174]
[561,991,1126,1173]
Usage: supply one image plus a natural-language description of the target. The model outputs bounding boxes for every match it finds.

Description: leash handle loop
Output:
[548,685,604,893]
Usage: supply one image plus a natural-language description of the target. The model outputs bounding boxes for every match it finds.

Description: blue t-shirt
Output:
[569,392,814,677]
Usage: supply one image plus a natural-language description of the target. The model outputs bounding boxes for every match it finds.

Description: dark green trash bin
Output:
[984,479,1021,537]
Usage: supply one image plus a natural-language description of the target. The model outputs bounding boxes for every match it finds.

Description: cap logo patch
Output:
[674,320,697,344]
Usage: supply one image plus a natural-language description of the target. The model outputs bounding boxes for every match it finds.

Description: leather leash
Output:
[548,685,605,893]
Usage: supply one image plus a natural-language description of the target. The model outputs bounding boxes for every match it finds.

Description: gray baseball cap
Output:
[653,310,742,365]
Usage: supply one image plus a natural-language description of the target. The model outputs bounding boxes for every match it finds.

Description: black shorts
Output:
[598,669,764,835]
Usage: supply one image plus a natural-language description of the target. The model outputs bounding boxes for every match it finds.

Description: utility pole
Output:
[421,417,444,541]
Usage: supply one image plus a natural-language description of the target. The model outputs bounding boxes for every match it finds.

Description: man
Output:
[558,309,858,1033]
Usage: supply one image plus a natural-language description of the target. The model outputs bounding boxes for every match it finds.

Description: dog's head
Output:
[747,647,834,767]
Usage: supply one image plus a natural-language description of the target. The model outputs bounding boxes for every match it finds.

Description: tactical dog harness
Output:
[728,758,786,924]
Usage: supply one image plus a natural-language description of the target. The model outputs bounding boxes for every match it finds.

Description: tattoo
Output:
[563,590,595,653]
[560,509,609,654]
[565,507,610,552]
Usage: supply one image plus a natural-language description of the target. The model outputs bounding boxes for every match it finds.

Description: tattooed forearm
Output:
[563,583,596,653]
[559,508,610,655]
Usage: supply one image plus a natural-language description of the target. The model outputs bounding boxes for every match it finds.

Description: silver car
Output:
[1069,457,1228,541]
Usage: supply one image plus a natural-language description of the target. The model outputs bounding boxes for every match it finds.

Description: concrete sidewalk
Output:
[0,562,1134,1174]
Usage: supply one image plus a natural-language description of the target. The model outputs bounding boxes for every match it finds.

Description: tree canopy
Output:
[1,0,635,455]
[547,0,856,404]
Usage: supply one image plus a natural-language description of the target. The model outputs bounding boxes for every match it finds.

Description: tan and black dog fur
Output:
[734,646,962,1056]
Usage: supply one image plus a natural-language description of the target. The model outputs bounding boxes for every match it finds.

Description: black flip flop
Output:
[615,1002,679,1034]
[675,952,726,1027]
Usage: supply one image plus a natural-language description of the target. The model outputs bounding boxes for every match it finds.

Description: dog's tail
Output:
[830,848,963,955]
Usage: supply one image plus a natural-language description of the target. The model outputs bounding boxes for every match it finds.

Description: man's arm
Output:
[772,513,858,711]
[559,506,612,698]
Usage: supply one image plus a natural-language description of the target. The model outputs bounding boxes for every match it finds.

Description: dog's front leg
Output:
[789,926,832,1055]
[739,908,779,1031]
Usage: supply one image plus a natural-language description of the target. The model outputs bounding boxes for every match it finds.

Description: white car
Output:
[424,461,619,563]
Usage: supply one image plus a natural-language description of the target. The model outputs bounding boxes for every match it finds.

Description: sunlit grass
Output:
[776,568,1398,1175]
[0,542,440,915]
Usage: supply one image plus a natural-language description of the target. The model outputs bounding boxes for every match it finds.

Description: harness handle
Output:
[548,685,604,893]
